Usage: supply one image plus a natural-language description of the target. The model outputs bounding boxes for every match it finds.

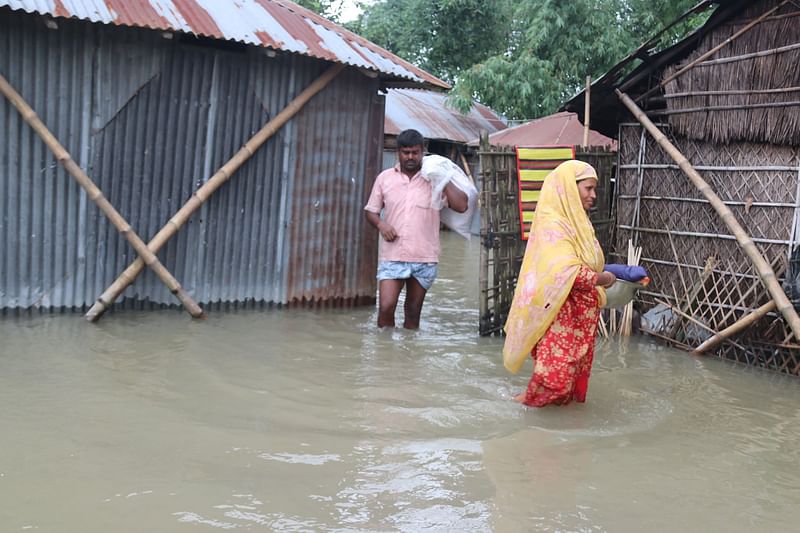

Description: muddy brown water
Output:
[1,232,799,532]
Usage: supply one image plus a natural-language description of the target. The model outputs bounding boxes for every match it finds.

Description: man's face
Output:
[398,144,423,174]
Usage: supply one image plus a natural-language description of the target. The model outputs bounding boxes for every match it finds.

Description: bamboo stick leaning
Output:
[583,75,591,147]
[85,63,345,322]
[616,89,800,342]
[0,73,206,319]
[600,239,641,337]
[693,301,776,354]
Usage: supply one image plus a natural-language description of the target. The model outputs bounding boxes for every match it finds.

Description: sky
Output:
[338,0,366,22]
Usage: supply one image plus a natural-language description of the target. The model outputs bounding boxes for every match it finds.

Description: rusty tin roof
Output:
[385,88,506,143]
[0,0,448,89]
[470,111,616,148]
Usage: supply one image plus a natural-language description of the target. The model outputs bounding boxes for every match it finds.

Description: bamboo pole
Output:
[0,73,205,319]
[619,163,798,172]
[654,100,800,116]
[617,89,800,342]
[640,326,692,350]
[85,63,345,322]
[655,298,719,337]
[664,85,800,98]
[618,223,793,246]
[478,135,490,335]
[459,151,476,186]
[617,193,795,208]
[693,41,800,67]
[621,239,642,336]
[583,75,591,147]
[636,0,790,103]
[694,301,776,354]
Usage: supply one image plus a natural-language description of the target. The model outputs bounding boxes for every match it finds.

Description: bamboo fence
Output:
[614,121,800,375]
[618,90,800,340]
[478,144,521,336]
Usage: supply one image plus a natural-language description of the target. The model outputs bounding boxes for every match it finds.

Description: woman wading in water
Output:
[503,160,616,407]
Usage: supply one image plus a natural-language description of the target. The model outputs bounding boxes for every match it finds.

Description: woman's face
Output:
[576,178,598,211]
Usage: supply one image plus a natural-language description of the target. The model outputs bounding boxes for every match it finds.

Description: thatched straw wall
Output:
[663,0,800,145]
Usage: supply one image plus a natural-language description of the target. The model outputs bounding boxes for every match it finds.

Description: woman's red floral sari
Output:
[520,266,600,407]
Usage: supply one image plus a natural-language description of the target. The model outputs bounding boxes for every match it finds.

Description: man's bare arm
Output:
[443,182,468,213]
[365,210,397,242]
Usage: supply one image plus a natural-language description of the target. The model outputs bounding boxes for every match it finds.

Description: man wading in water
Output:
[364,129,468,329]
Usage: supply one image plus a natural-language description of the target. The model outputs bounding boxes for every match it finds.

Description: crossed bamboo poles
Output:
[0,74,205,319]
[0,64,344,321]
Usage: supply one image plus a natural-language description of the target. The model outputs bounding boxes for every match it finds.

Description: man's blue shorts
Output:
[377,261,438,290]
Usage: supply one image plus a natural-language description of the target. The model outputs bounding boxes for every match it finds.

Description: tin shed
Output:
[0,0,449,316]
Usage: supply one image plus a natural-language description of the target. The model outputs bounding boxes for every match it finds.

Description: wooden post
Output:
[85,63,345,322]
[478,133,490,335]
[459,152,476,185]
[617,89,800,342]
[693,301,776,354]
[0,73,205,319]
[583,75,591,147]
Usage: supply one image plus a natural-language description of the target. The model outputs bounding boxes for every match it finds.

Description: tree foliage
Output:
[293,0,347,22]
[347,0,510,84]
[348,0,707,120]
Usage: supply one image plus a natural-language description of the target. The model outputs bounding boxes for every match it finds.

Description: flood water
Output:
[2,231,800,532]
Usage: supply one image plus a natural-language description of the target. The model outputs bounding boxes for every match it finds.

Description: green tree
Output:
[350,0,706,119]
[449,0,705,119]
[348,0,512,83]
[293,0,346,22]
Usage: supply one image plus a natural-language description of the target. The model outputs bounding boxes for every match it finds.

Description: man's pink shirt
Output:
[364,165,447,263]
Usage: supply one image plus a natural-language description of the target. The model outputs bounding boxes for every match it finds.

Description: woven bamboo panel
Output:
[577,146,616,254]
[478,147,524,336]
[617,123,800,375]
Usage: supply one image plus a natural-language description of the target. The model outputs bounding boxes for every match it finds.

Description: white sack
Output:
[420,154,479,239]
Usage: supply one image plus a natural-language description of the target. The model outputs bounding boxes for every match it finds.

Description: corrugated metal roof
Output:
[0,0,448,90]
[385,88,506,143]
[470,111,617,149]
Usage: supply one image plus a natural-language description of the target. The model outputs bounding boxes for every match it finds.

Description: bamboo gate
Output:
[478,143,616,336]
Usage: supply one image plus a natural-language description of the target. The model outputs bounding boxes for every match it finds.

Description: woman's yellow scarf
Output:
[502,160,606,374]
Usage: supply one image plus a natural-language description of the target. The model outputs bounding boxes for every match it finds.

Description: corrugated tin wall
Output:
[287,67,384,304]
[0,9,382,312]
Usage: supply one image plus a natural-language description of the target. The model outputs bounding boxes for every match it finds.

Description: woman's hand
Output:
[597,271,617,288]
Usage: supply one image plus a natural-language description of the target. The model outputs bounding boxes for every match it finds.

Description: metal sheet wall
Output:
[1,12,92,310]
[0,9,382,312]
[286,67,384,304]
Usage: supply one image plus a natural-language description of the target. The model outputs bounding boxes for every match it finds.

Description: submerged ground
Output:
[1,232,799,532]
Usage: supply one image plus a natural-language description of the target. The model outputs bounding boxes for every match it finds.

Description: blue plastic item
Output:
[604,264,648,282]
